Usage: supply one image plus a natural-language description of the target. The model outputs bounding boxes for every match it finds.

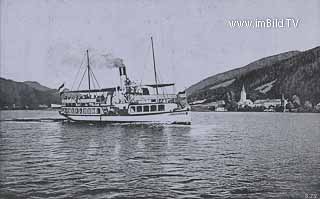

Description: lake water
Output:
[0,110,319,198]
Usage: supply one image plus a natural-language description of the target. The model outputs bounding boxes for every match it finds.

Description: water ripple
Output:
[1,111,320,198]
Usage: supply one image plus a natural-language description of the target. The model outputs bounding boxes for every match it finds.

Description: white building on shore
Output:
[253,99,282,108]
[237,84,287,110]
[253,94,287,109]
[51,104,62,109]
[315,102,320,110]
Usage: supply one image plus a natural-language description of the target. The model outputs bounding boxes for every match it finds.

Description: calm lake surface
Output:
[0,110,319,199]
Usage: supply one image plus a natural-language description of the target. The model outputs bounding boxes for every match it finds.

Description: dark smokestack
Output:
[119,66,126,76]
[119,67,122,76]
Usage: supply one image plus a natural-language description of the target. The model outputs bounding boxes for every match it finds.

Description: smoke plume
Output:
[101,53,125,68]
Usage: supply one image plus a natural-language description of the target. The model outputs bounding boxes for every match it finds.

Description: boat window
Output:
[75,108,78,113]
[143,105,149,112]
[92,108,95,114]
[130,106,136,112]
[80,108,82,114]
[151,105,157,112]
[97,108,100,114]
[142,88,149,95]
[158,104,165,111]
[137,106,142,112]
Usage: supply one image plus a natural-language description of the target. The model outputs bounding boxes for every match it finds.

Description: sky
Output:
[1,0,320,91]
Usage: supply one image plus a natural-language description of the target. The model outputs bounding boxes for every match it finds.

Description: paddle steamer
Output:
[59,38,191,124]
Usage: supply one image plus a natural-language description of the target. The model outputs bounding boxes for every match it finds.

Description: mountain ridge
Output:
[23,81,52,92]
[186,46,320,106]
[186,50,300,95]
[0,77,60,109]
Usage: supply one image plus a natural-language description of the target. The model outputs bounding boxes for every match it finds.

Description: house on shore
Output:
[238,85,287,110]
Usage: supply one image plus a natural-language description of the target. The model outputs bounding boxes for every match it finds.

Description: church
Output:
[238,85,253,107]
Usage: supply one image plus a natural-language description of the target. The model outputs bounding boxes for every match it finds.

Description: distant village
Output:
[190,85,320,113]
[1,85,320,113]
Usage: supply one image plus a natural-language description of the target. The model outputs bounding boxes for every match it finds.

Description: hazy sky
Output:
[1,0,320,90]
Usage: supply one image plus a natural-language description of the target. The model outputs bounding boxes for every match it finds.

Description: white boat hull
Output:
[60,111,191,125]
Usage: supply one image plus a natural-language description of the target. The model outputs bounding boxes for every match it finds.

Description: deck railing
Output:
[62,94,177,104]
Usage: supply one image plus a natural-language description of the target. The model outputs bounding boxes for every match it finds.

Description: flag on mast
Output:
[58,83,65,94]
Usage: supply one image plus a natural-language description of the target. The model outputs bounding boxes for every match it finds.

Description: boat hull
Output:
[60,111,191,125]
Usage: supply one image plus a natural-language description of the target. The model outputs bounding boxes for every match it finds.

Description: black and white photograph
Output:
[0,0,319,198]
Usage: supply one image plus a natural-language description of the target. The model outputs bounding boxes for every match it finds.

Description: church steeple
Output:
[240,84,246,102]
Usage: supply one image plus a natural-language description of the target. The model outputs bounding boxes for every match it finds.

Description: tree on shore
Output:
[292,95,301,108]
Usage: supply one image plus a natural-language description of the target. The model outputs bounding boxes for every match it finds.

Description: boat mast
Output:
[86,50,91,91]
[151,37,159,95]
